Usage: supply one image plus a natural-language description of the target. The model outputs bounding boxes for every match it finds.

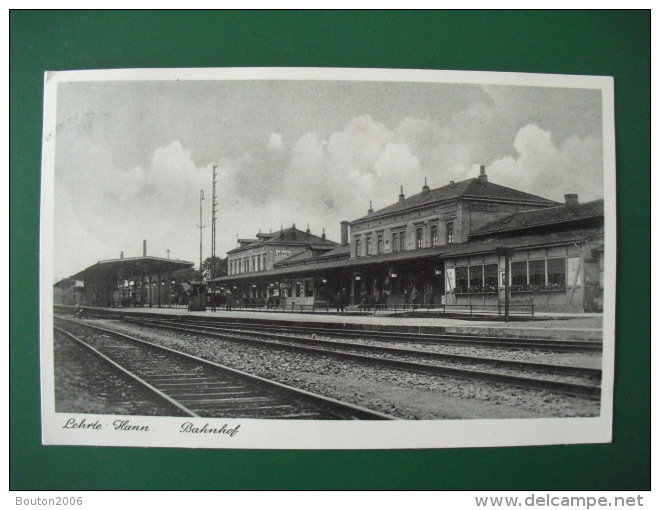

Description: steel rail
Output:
[161,315,603,352]
[55,326,199,417]
[113,316,601,400]
[135,317,600,379]
[55,318,396,420]
[55,305,602,352]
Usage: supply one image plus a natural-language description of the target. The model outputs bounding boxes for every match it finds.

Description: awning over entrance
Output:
[71,256,194,282]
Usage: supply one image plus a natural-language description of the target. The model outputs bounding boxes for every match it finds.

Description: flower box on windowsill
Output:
[511,285,566,293]
[455,286,498,295]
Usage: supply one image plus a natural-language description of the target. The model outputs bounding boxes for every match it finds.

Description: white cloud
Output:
[267,133,284,152]
[55,104,604,280]
[488,124,603,201]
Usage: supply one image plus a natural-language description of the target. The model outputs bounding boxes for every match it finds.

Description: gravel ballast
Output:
[53,318,602,420]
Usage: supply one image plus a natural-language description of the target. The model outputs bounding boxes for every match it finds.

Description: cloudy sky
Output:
[52,74,604,281]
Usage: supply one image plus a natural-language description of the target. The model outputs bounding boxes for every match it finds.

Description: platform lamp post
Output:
[495,247,514,322]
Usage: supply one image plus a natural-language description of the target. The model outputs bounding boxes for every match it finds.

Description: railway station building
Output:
[223,225,340,305]
[216,167,604,313]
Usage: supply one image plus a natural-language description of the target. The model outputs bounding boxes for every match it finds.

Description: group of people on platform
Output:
[358,289,389,311]
[216,285,438,313]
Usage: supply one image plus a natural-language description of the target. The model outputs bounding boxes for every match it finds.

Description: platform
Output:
[60,305,604,341]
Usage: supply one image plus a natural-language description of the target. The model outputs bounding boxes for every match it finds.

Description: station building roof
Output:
[227,226,338,255]
[353,177,558,224]
[214,226,603,282]
[470,199,604,238]
[70,256,194,282]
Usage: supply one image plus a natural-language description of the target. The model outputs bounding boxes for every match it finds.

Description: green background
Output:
[10,10,650,490]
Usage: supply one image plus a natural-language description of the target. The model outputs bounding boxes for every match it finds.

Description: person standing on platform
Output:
[224,288,233,311]
[368,290,376,311]
[411,287,419,309]
[335,290,345,313]
[378,289,388,310]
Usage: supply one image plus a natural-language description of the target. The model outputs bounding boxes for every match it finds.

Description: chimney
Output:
[564,194,579,206]
[399,185,405,202]
[478,165,488,182]
[322,227,326,240]
[120,251,124,259]
[368,200,374,215]
[450,180,455,185]
[306,223,310,234]
[340,221,349,246]
[292,222,296,230]
[422,177,430,193]
[143,240,147,257]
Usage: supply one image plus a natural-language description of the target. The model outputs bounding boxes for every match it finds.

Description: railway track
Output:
[56,306,602,351]
[54,318,395,420]
[77,314,601,400]
[73,307,602,352]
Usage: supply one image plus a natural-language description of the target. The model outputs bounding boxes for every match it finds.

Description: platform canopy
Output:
[70,256,194,283]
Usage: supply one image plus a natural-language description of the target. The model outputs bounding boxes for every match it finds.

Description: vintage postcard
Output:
[40,68,616,449]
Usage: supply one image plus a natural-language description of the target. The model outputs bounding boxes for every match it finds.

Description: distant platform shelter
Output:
[63,256,194,308]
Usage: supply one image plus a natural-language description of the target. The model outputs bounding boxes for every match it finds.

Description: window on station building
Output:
[446,222,454,244]
[484,264,498,289]
[528,260,545,286]
[509,258,567,291]
[392,232,398,252]
[511,261,527,287]
[262,254,267,271]
[455,266,468,293]
[257,256,261,271]
[355,238,362,257]
[547,258,567,287]
[430,225,438,247]
[377,233,383,254]
[416,227,423,249]
[399,231,406,251]
[366,236,372,255]
[469,265,483,290]
[453,263,499,293]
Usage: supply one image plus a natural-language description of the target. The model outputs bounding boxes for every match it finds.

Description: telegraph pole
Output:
[211,165,218,311]
[211,165,218,278]
[197,189,205,272]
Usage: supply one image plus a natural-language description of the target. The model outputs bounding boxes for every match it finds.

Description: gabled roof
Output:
[471,199,604,237]
[353,178,558,223]
[316,244,351,259]
[274,243,348,267]
[227,227,338,254]
[274,250,315,266]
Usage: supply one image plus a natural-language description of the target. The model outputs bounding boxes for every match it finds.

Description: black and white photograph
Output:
[40,67,616,449]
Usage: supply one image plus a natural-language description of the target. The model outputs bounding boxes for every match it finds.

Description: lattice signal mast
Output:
[196,189,205,272]
[211,164,218,279]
